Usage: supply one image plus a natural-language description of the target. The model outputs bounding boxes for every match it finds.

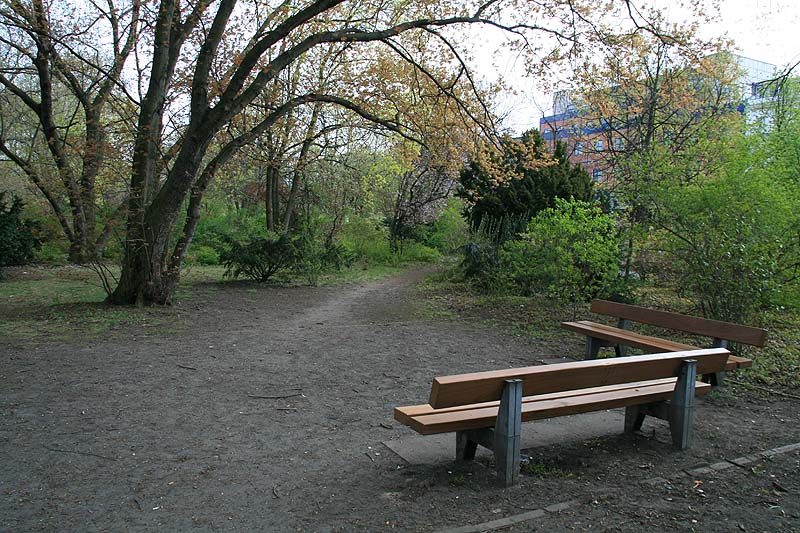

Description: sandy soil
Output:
[1,267,798,531]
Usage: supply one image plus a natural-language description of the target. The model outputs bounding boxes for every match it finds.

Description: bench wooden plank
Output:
[561,321,752,372]
[396,378,682,426]
[410,380,713,435]
[428,348,729,409]
[591,300,768,347]
[562,320,698,352]
[726,354,753,371]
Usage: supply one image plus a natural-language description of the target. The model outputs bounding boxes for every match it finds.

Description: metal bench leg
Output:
[669,359,698,450]
[586,337,602,360]
[494,379,522,487]
[615,319,630,358]
[456,431,478,461]
[624,405,646,432]
[704,338,729,386]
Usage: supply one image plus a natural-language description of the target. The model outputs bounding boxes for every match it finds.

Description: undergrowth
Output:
[418,275,800,389]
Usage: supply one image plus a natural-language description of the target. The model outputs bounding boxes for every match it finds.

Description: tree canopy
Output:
[458,129,593,238]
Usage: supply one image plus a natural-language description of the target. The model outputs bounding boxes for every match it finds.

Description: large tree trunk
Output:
[110,128,211,304]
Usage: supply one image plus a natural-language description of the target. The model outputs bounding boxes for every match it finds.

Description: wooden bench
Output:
[562,300,767,384]
[395,348,730,486]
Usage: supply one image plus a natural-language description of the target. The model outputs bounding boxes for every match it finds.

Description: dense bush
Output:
[423,198,469,253]
[457,213,532,292]
[193,203,267,254]
[656,171,799,322]
[0,192,40,276]
[499,198,626,303]
[458,130,593,239]
[218,233,301,282]
[459,239,501,291]
[338,215,440,265]
[186,244,220,266]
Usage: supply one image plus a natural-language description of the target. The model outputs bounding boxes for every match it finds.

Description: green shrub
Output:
[187,244,220,265]
[425,198,469,253]
[0,192,40,276]
[193,203,267,252]
[396,240,441,263]
[288,224,355,284]
[499,198,626,304]
[340,217,396,264]
[460,240,499,281]
[218,233,301,282]
[656,171,798,322]
[35,240,69,265]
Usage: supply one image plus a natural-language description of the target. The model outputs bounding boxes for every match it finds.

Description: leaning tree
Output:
[112,0,596,305]
[2,0,708,304]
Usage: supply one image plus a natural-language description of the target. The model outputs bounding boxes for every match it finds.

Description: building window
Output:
[614,137,623,151]
[592,168,603,182]
[575,142,583,156]
[594,140,603,151]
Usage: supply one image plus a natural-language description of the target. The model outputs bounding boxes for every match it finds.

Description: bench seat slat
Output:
[395,378,681,425]
[561,320,698,352]
[561,321,753,371]
[726,354,753,371]
[404,379,712,435]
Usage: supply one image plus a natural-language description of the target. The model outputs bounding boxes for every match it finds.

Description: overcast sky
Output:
[483,0,800,134]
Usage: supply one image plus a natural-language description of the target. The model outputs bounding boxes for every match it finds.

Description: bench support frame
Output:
[456,379,522,487]
[704,338,728,386]
[624,359,698,449]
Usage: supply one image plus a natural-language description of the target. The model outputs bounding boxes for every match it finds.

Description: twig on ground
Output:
[176,364,197,370]
[248,393,303,400]
[728,379,800,400]
[42,444,116,461]
[365,452,375,462]
[276,407,298,411]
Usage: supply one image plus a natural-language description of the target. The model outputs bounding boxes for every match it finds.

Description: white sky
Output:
[476,0,800,134]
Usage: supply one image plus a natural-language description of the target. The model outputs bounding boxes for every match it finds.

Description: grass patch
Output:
[315,263,415,286]
[0,262,421,346]
[415,273,586,342]
[0,265,195,345]
[520,460,572,478]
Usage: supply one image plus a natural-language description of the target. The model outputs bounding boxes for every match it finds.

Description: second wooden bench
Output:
[561,300,766,384]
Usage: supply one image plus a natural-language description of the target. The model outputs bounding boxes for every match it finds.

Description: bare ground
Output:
[1,267,798,531]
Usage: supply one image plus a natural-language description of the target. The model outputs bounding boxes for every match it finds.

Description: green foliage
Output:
[499,198,626,304]
[458,130,593,239]
[655,170,799,323]
[35,241,69,265]
[339,217,396,264]
[193,203,267,252]
[0,192,40,276]
[338,215,441,266]
[288,224,355,285]
[186,245,220,266]
[218,233,301,282]
[397,240,441,263]
[216,220,356,285]
[456,213,537,293]
[424,198,469,253]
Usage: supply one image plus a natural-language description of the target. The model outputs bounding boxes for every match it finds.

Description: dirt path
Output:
[1,267,798,531]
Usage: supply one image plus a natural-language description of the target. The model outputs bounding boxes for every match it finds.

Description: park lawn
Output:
[0,263,417,345]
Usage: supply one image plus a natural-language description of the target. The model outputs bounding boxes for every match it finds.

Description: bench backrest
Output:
[591,300,767,347]
[428,348,729,409]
